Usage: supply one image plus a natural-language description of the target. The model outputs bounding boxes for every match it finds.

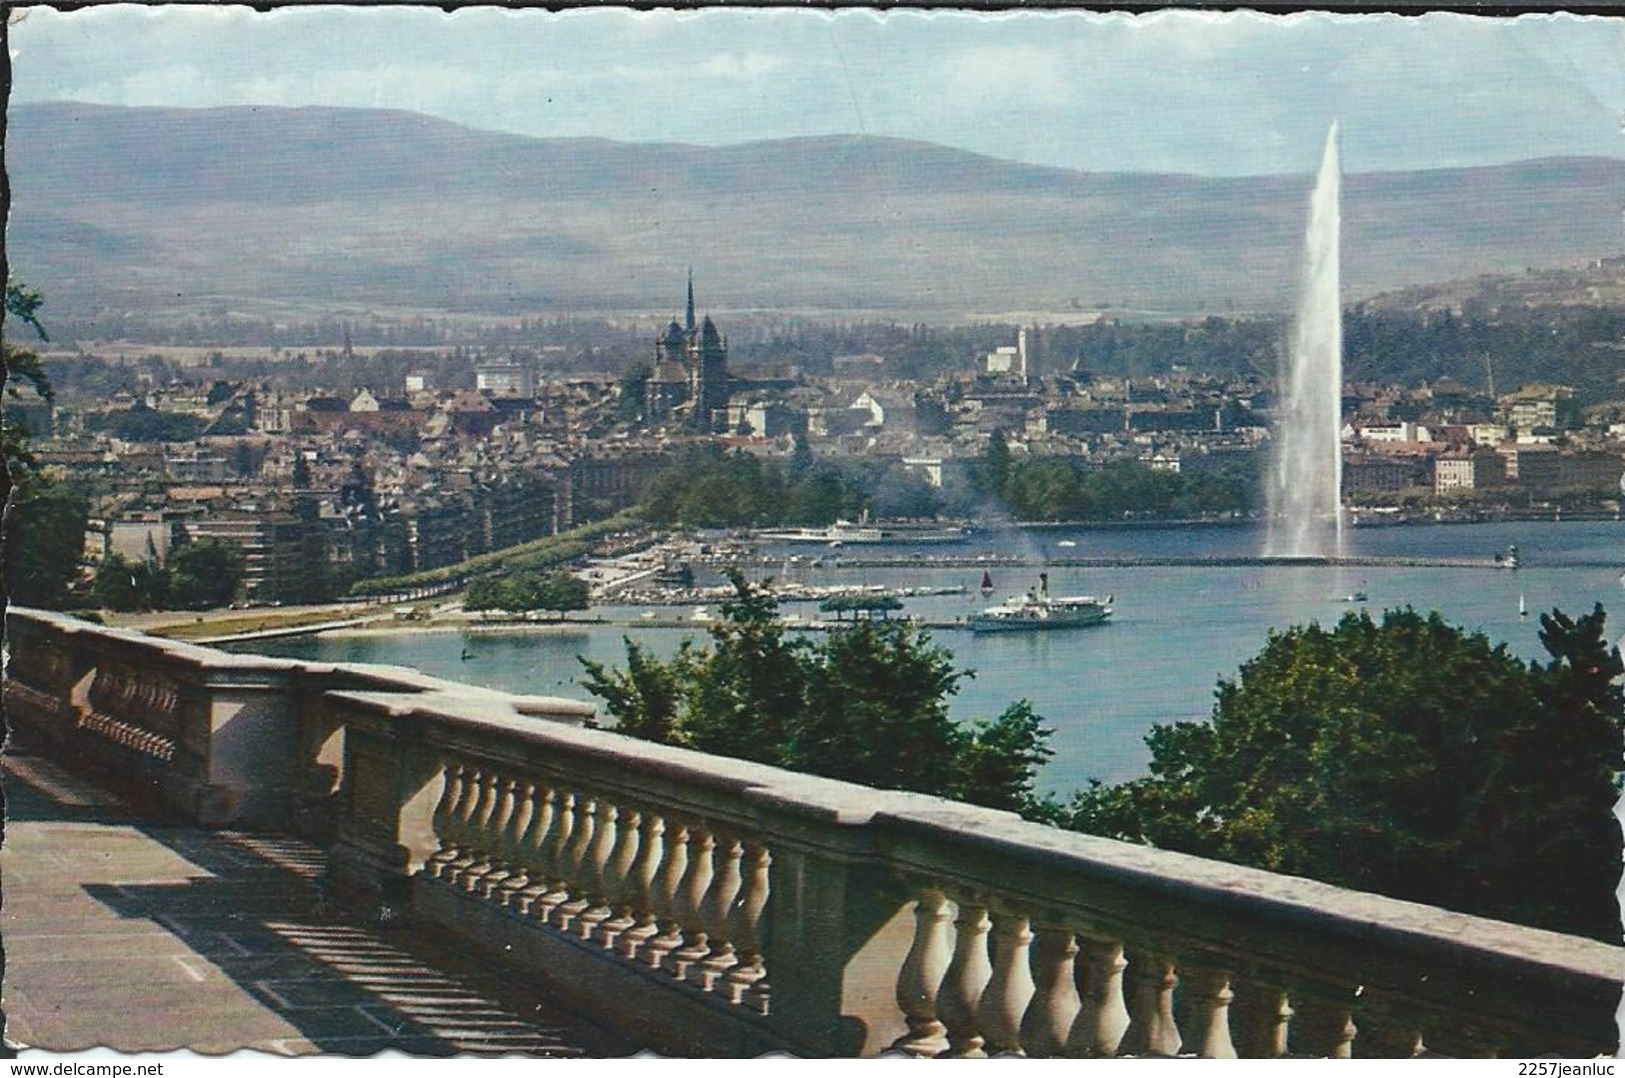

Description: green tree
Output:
[954,701,1056,813]
[793,618,965,793]
[617,363,651,423]
[581,571,1054,816]
[787,434,815,481]
[580,640,696,746]
[86,406,208,443]
[463,575,508,611]
[92,552,166,612]
[533,571,590,618]
[5,480,89,609]
[678,571,809,762]
[979,428,1012,499]
[465,570,588,618]
[165,538,245,609]
[1065,607,1623,941]
[787,468,846,526]
[1495,605,1625,938]
[3,283,90,610]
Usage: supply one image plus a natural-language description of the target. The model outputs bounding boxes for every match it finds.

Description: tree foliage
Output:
[977,455,1251,522]
[5,479,89,609]
[617,363,651,422]
[1064,606,1624,941]
[92,551,166,612]
[581,570,1053,814]
[464,569,589,617]
[4,283,90,610]
[639,445,944,530]
[164,538,246,609]
[89,538,247,612]
[84,405,208,443]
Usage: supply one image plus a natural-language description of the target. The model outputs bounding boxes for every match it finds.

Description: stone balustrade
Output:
[5,607,1620,1058]
[3,607,590,830]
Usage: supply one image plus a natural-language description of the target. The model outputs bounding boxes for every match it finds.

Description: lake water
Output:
[237,520,1624,796]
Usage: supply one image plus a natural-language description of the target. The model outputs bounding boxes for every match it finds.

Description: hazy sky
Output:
[11,5,1625,176]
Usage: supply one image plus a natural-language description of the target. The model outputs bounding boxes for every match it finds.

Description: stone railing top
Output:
[321,682,1624,995]
[330,685,939,821]
[874,804,1625,987]
[5,607,595,722]
[14,606,1622,1006]
[10,606,303,672]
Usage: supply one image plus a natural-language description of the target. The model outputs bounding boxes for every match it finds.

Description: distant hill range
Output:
[10,102,1625,324]
[1359,258,1625,315]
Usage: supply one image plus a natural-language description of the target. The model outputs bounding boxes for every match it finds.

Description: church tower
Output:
[685,267,696,335]
[692,314,729,432]
[646,272,728,431]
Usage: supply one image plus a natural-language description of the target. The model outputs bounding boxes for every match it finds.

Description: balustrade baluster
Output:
[1174,961,1237,1058]
[890,888,953,1057]
[642,821,690,972]
[1019,922,1081,1058]
[670,827,717,980]
[616,813,666,962]
[1069,936,1130,1057]
[575,801,622,940]
[531,789,578,922]
[498,783,550,909]
[426,764,475,879]
[722,841,771,1013]
[463,776,518,893]
[694,834,744,990]
[550,795,599,931]
[441,766,481,886]
[937,899,992,1058]
[512,785,561,913]
[1351,996,1427,1059]
[980,908,1036,1056]
[1121,949,1181,1057]
[446,768,498,887]
[1229,978,1292,1058]
[1287,985,1359,1058]
[479,778,534,898]
[597,806,644,949]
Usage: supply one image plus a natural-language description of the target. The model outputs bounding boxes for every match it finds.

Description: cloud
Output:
[935,45,1075,109]
[698,52,790,80]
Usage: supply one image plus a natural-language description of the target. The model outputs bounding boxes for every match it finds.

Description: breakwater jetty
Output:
[716,553,1525,571]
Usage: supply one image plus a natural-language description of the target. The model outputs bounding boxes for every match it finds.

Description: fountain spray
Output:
[1266,121,1344,560]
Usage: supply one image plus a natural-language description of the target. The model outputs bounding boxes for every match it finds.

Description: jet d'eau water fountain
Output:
[1266,122,1344,560]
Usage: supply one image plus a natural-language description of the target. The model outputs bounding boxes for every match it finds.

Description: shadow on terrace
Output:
[4,606,1621,1058]
[2,752,631,1055]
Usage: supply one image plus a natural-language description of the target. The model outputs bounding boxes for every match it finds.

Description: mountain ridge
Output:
[10,101,1624,321]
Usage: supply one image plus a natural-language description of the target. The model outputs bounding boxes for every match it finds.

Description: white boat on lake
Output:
[970,573,1113,633]
[758,520,969,545]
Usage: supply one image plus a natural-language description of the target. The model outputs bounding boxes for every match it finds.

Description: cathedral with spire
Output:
[645,270,730,432]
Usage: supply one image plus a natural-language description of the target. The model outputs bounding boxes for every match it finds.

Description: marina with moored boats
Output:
[231,518,1625,791]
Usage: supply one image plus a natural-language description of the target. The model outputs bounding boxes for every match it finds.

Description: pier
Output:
[716,553,1524,571]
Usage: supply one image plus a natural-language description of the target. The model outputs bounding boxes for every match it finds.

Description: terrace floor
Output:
[0,751,637,1056]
